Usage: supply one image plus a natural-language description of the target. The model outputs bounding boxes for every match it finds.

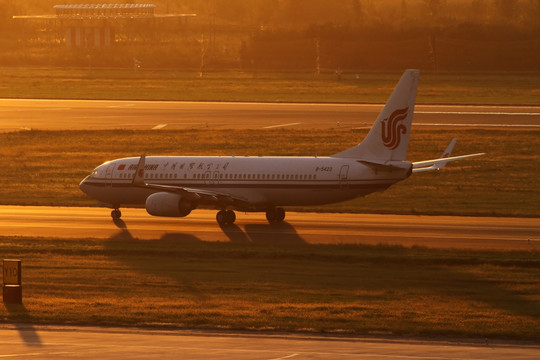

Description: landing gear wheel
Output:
[225,210,236,224]
[217,209,236,225]
[111,209,122,219]
[266,207,285,224]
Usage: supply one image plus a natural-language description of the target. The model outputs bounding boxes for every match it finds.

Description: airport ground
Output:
[0,100,538,217]
[1,68,539,105]
[1,98,539,132]
[0,98,538,356]
[0,207,539,338]
[0,325,539,360]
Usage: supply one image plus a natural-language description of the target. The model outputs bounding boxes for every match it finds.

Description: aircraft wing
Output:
[412,138,484,173]
[131,154,251,208]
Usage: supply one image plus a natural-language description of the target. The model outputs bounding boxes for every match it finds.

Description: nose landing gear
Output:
[111,209,122,219]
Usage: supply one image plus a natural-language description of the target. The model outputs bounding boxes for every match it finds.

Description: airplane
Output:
[79,69,484,225]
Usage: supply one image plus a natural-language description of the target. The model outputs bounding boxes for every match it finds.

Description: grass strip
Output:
[0,128,537,217]
[0,68,539,104]
[1,236,538,340]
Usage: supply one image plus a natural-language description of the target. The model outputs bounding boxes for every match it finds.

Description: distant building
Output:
[13,3,196,48]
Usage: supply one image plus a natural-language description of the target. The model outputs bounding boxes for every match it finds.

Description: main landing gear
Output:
[217,208,286,225]
[266,207,285,224]
[216,209,236,225]
[111,208,122,219]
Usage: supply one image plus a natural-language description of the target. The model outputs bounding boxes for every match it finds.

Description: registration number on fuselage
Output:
[315,166,333,172]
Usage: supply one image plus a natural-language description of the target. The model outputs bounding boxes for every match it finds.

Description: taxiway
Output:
[0,325,538,360]
[0,206,538,250]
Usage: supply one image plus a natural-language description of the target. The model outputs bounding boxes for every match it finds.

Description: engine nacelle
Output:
[145,192,195,217]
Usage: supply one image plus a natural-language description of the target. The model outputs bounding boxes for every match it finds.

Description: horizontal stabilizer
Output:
[412,153,484,173]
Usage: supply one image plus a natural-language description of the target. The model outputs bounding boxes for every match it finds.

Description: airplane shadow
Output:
[219,223,250,243]
[112,218,127,229]
[244,221,307,244]
[4,303,42,346]
[104,226,211,301]
[103,219,539,326]
[103,218,307,302]
[108,228,202,245]
[220,221,307,245]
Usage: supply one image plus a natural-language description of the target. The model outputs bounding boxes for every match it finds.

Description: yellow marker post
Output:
[3,259,22,304]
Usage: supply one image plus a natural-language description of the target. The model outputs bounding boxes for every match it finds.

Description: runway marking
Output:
[263,122,301,129]
[416,110,540,116]
[106,103,135,108]
[414,123,540,128]
[152,124,168,130]
[0,353,43,358]
[270,354,299,360]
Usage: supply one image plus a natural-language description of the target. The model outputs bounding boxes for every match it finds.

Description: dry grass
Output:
[0,68,538,104]
[1,236,538,339]
[0,128,537,217]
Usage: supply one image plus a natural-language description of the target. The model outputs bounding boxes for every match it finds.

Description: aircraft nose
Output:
[79,176,90,194]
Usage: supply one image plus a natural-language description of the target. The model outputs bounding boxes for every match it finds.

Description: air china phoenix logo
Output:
[381,107,409,150]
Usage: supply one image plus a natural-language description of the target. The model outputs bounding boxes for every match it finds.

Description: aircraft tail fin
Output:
[332,69,419,161]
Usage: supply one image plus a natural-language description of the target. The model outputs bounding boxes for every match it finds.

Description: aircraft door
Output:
[204,171,212,185]
[105,163,116,187]
[339,165,349,189]
[213,171,220,185]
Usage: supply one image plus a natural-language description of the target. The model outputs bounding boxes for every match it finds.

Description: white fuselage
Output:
[79,155,411,211]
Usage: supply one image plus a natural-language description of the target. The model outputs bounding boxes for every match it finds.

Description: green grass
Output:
[0,128,537,217]
[0,68,539,104]
[1,236,538,340]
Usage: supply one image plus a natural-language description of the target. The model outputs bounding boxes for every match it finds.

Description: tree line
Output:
[1,0,539,71]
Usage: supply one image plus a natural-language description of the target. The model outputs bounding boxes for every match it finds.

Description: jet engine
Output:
[145,192,195,217]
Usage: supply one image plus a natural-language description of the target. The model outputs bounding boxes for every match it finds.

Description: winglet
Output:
[441,138,457,159]
[132,153,147,186]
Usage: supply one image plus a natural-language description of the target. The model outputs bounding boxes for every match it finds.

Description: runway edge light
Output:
[3,259,22,304]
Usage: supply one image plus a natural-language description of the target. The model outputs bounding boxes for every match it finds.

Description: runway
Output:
[0,99,539,131]
[0,325,540,360]
[0,205,538,250]
[0,325,538,360]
